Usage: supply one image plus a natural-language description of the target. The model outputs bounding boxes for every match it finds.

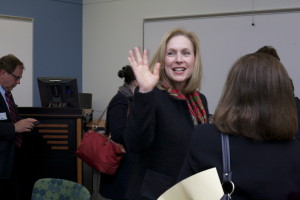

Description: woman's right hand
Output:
[128,47,160,93]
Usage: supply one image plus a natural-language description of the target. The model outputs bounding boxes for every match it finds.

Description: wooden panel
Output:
[51,146,69,150]
[18,107,89,185]
[39,129,68,133]
[47,141,68,144]
[36,124,68,128]
[43,135,68,139]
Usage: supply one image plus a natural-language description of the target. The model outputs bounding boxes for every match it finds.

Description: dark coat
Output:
[125,88,209,200]
[99,91,138,200]
[0,92,19,179]
[178,124,300,200]
[295,97,300,139]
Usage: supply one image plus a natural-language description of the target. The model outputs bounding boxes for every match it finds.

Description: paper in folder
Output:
[157,167,224,200]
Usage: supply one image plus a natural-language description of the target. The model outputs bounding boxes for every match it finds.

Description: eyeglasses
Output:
[7,72,22,81]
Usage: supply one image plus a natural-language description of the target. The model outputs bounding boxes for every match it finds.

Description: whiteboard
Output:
[0,15,33,106]
[144,9,300,114]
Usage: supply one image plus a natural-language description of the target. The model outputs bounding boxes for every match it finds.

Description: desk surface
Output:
[18,107,92,116]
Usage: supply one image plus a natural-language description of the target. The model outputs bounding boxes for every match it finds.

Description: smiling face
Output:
[164,35,195,90]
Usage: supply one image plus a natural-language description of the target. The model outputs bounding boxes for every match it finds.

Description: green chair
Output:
[31,178,91,200]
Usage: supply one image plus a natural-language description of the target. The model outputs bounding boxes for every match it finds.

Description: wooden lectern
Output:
[18,107,92,186]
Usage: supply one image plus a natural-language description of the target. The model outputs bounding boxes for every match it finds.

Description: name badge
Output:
[0,112,8,120]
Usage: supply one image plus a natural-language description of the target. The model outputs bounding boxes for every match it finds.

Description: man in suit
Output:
[0,54,37,200]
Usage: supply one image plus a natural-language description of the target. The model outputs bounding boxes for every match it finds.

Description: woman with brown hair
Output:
[178,53,300,199]
[256,45,300,139]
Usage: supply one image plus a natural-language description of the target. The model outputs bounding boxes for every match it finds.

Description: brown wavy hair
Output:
[214,53,297,140]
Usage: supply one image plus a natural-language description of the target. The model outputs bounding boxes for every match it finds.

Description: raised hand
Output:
[128,47,160,93]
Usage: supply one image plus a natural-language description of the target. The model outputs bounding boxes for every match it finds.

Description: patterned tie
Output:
[5,91,22,147]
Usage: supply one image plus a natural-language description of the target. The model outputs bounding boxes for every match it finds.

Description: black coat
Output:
[99,91,138,200]
[0,92,19,179]
[295,97,300,139]
[125,88,209,200]
[178,124,300,200]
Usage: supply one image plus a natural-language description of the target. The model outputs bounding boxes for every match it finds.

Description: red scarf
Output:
[162,83,208,125]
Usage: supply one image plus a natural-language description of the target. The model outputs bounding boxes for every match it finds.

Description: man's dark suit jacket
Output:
[0,93,19,179]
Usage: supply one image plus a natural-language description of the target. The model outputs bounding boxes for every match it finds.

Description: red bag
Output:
[76,129,126,175]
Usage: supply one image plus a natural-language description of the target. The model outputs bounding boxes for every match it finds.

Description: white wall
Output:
[83,0,300,118]
[144,11,300,113]
[0,15,33,107]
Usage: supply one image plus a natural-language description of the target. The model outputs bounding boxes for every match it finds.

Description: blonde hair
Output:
[150,28,202,94]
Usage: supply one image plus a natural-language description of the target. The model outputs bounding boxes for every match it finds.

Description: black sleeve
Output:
[177,126,203,182]
[125,90,156,153]
[177,124,221,183]
[295,97,300,139]
[106,97,129,145]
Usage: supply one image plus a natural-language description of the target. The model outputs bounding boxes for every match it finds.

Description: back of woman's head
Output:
[151,28,203,94]
[214,53,297,140]
[118,65,135,84]
[256,45,280,60]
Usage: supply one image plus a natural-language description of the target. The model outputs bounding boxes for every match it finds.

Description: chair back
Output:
[31,178,91,200]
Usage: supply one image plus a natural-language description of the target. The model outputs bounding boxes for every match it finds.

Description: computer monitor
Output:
[37,77,80,108]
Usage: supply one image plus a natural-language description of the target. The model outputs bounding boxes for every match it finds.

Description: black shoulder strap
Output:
[221,133,235,197]
[221,133,232,182]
